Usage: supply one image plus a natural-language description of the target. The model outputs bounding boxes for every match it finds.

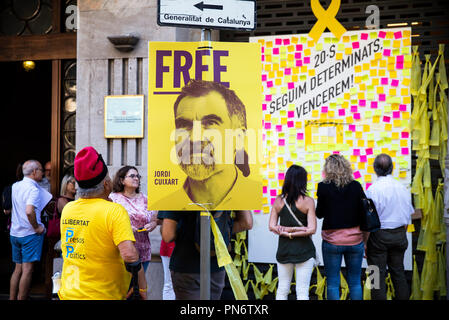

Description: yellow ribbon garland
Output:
[410,44,448,300]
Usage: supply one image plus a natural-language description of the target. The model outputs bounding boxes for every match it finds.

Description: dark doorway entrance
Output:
[0,60,52,298]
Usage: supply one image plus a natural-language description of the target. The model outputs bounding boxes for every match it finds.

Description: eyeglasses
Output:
[36,168,44,172]
[126,174,141,179]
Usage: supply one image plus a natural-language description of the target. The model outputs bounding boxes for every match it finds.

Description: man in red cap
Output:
[58,146,147,300]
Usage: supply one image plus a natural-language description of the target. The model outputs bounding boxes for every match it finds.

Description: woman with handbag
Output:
[269,165,317,300]
[44,174,76,298]
[316,154,369,300]
[109,166,158,273]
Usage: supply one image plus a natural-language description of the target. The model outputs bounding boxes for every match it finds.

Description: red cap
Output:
[74,146,108,189]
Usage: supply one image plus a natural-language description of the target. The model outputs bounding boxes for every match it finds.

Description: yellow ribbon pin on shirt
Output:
[308,0,347,43]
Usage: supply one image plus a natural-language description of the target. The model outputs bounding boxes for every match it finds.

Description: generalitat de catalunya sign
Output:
[157,0,256,31]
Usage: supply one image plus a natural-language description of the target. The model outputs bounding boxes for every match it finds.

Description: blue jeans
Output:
[322,240,364,300]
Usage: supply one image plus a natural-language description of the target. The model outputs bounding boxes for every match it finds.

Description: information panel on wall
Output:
[248,28,413,269]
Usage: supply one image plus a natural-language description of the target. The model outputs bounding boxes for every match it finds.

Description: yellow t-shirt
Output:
[58,198,135,300]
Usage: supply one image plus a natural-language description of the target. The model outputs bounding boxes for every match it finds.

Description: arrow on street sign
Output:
[194,2,223,11]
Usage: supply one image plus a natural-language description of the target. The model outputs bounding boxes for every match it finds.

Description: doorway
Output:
[0,60,52,297]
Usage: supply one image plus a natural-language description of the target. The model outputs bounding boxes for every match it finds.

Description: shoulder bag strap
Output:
[283,197,304,227]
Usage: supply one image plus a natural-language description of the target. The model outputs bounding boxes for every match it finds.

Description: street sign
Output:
[158,0,256,31]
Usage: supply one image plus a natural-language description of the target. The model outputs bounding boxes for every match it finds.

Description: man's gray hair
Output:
[22,160,41,177]
[373,153,393,176]
[76,175,109,198]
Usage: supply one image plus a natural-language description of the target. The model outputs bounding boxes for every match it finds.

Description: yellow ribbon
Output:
[309,266,326,300]
[437,246,447,296]
[386,273,395,300]
[340,272,349,300]
[208,211,248,300]
[309,0,347,42]
[362,274,371,300]
[410,255,422,300]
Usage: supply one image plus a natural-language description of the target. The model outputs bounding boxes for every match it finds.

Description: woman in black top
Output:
[269,165,316,300]
[316,154,368,300]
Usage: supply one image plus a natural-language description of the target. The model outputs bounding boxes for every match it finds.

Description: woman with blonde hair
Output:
[316,154,368,300]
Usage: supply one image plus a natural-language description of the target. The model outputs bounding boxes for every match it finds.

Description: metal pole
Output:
[199,28,212,301]
[201,28,211,42]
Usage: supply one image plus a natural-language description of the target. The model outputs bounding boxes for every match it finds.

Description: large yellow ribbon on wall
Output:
[309,0,347,43]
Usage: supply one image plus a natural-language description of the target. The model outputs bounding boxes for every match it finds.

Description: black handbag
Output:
[360,198,381,232]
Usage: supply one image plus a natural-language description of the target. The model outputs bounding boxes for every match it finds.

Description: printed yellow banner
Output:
[148,41,263,211]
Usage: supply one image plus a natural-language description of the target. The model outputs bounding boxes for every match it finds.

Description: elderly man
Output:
[366,153,414,300]
[9,160,52,300]
[58,146,146,300]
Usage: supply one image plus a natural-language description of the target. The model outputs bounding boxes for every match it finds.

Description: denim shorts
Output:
[10,233,44,263]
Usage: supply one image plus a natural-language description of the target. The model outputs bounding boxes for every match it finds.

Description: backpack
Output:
[1,185,12,211]
[194,211,233,256]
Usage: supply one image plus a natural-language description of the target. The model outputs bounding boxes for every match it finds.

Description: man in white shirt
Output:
[366,153,414,300]
[9,160,52,300]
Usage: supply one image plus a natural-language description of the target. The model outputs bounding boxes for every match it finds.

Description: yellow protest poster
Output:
[147,41,263,211]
